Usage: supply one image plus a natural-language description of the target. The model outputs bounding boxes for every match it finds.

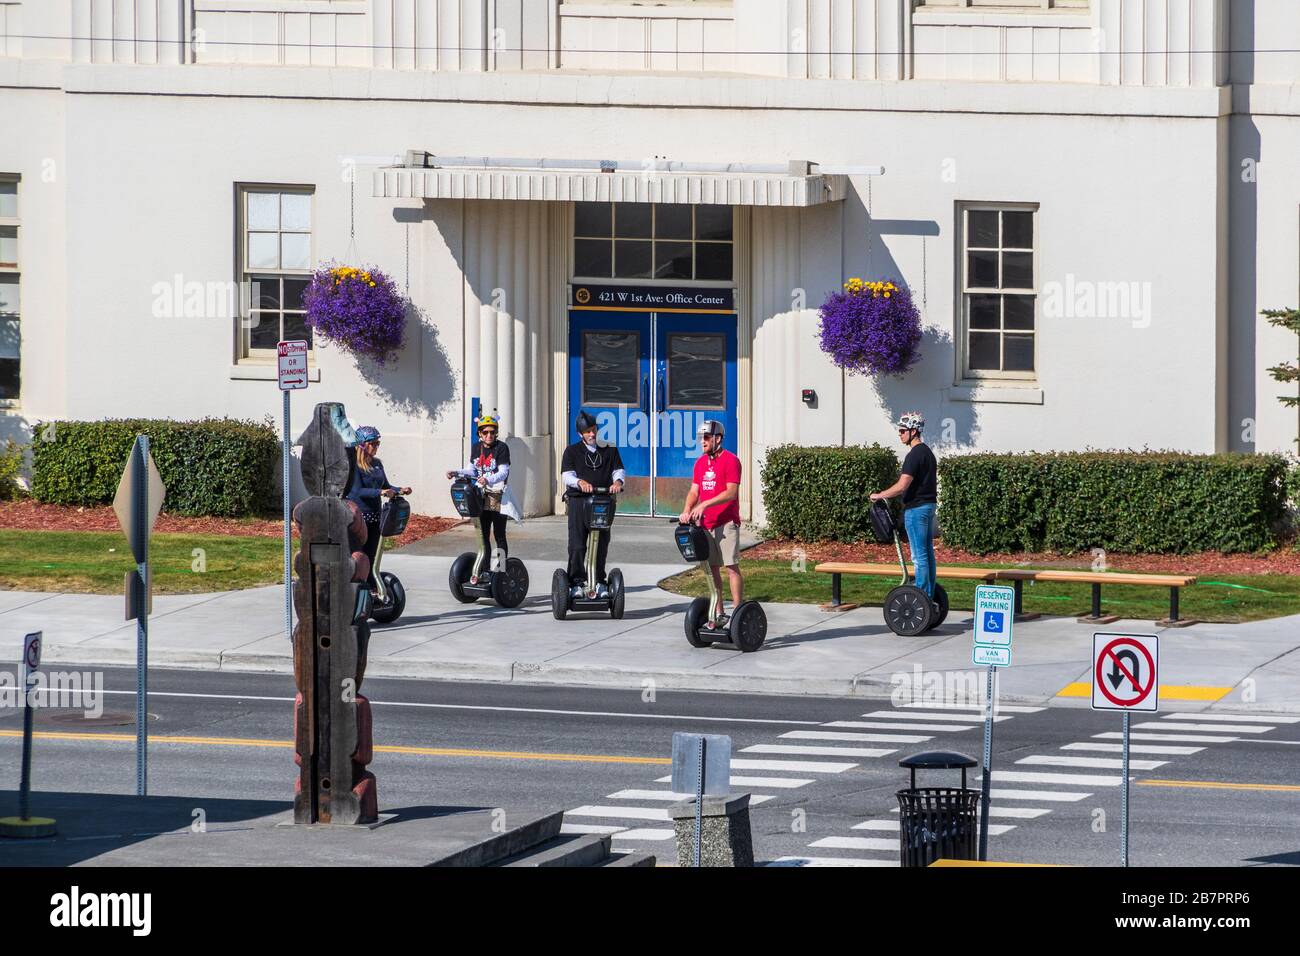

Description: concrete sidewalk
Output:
[4,551,1298,713]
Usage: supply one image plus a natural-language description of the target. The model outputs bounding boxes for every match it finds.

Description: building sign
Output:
[571,284,734,314]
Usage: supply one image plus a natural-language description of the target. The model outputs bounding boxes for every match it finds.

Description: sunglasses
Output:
[479,429,497,435]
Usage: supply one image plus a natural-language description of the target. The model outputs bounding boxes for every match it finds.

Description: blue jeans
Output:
[903,503,937,600]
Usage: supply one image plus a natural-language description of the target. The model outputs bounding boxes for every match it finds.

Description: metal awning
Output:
[372,153,874,207]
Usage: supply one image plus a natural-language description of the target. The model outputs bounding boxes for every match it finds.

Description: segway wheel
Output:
[685,597,713,648]
[927,584,949,630]
[729,601,767,653]
[884,585,934,636]
[551,569,570,621]
[370,572,406,624]
[492,557,530,609]
[449,553,478,604]
[608,568,625,620]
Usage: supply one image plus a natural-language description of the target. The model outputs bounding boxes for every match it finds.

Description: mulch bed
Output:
[747,537,1300,577]
[0,499,460,547]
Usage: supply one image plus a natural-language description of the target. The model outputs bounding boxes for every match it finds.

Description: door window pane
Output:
[668,334,724,408]
[575,202,612,238]
[656,205,691,240]
[574,239,612,277]
[695,243,733,281]
[583,331,640,406]
[654,242,692,280]
[614,240,652,279]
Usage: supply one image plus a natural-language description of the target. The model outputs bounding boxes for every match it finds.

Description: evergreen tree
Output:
[1263,306,1300,445]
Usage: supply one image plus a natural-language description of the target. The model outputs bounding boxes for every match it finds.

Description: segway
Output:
[447,477,529,608]
[551,488,625,620]
[673,521,767,652]
[368,494,410,624]
[869,499,947,635]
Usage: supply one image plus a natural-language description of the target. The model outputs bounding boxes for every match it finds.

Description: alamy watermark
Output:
[0,669,104,718]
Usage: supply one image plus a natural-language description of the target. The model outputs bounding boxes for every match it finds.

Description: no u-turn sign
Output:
[1092,633,1159,712]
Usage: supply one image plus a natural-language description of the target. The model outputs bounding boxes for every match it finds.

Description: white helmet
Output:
[895,411,925,432]
[697,420,725,438]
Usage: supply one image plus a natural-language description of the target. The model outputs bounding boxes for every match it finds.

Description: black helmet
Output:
[575,410,598,435]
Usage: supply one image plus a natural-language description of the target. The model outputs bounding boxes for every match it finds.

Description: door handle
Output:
[657,374,666,413]
[641,376,649,415]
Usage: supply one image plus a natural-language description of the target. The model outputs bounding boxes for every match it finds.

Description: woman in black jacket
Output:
[345,425,411,587]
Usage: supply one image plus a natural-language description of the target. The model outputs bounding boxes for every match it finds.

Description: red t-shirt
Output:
[693,450,742,529]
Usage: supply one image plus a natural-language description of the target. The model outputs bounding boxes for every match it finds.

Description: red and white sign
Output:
[22,631,41,687]
[1091,633,1159,712]
[277,340,309,391]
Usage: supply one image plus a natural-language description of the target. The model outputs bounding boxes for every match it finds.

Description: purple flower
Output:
[817,280,922,377]
[303,263,407,367]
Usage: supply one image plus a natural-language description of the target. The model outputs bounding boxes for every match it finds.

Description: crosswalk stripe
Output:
[825,721,975,733]
[783,730,932,744]
[986,806,1052,819]
[988,788,1092,802]
[655,774,812,789]
[1094,732,1237,744]
[611,828,674,841]
[1163,713,1298,724]
[811,836,899,851]
[1063,742,1203,755]
[769,856,898,868]
[1137,722,1270,734]
[742,744,896,758]
[605,789,774,805]
[862,711,1012,723]
[568,805,671,822]
[900,703,1044,714]
[850,819,1017,834]
[560,823,624,835]
[1017,755,1167,771]
[731,758,857,773]
[994,770,1123,786]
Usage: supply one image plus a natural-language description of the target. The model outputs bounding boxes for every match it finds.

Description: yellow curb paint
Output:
[0,729,669,766]
[1056,682,1231,701]
[1138,779,1300,793]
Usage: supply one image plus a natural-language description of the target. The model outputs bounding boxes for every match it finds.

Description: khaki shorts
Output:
[706,521,741,567]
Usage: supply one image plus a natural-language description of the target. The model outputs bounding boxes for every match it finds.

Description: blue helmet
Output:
[355,425,381,445]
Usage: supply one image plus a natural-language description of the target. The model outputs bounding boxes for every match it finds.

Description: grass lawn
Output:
[0,529,288,594]
[659,559,1300,624]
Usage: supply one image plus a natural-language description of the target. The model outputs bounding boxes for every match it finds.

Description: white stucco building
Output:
[0,0,1297,520]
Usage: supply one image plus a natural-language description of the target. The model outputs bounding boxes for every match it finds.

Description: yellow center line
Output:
[1139,778,1300,793]
[0,729,670,766]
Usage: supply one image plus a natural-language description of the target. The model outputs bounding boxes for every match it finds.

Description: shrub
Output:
[760,444,900,541]
[0,439,25,500]
[938,451,1289,555]
[31,418,280,517]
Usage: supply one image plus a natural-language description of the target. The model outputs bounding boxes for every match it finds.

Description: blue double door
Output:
[568,310,737,516]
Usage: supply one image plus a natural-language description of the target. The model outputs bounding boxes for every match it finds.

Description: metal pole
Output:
[19,687,33,820]
[694,737,705,868]
[283,390,292,641]
[1121,710,1131,868]
[135,435,149,797]
[978,663,994,861]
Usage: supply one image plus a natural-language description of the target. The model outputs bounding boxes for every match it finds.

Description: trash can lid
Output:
[898,750,978,770]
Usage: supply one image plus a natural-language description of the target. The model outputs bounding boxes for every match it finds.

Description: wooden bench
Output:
[814,562,995,613]
[994,569,1198,627]
[814,563,1198,626]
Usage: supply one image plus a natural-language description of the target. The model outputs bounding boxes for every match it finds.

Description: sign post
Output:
[972,583,1014,861]
[113,437,165,797]
[1091,632,1159,868]
[0,633,57,838]
[278,340,309,642]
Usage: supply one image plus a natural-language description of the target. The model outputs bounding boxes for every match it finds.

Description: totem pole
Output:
[291,402,378,825]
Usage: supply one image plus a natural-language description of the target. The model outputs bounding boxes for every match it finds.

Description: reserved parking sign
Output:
[973,585,1014,667]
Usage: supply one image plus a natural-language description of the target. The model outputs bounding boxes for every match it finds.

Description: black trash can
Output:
[896,751,980,868]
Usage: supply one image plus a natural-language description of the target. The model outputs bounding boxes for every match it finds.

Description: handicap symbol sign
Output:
[973,585,1014,659]
[983,611,1004,633]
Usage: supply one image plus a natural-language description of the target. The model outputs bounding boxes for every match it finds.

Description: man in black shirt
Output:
[560,410,626,590]
[870,411,938,600]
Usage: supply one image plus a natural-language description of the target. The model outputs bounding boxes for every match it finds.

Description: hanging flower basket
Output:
[303,263,407,367]
[817,278,922,377]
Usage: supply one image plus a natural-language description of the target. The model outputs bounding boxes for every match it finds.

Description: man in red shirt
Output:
[679,420,743,625]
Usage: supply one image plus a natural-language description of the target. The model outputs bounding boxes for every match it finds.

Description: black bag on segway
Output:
[449,478,482,518]
[869,499,897,545]
[585,493,617,530]
[674,523,712,563]
[379,495,410,537]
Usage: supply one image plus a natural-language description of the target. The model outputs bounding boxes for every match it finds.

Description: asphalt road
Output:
[1,667,1297,867]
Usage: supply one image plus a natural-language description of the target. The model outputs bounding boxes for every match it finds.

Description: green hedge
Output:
[760,444,899,542]
[938,452,1289,555]
[0,439,25,500]
[31,418,280,517]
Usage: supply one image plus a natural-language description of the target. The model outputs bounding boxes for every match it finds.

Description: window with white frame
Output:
[959,204,1037,380]
[0,176,20,402]
[573,202,734,282]
[238,185,313,360]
